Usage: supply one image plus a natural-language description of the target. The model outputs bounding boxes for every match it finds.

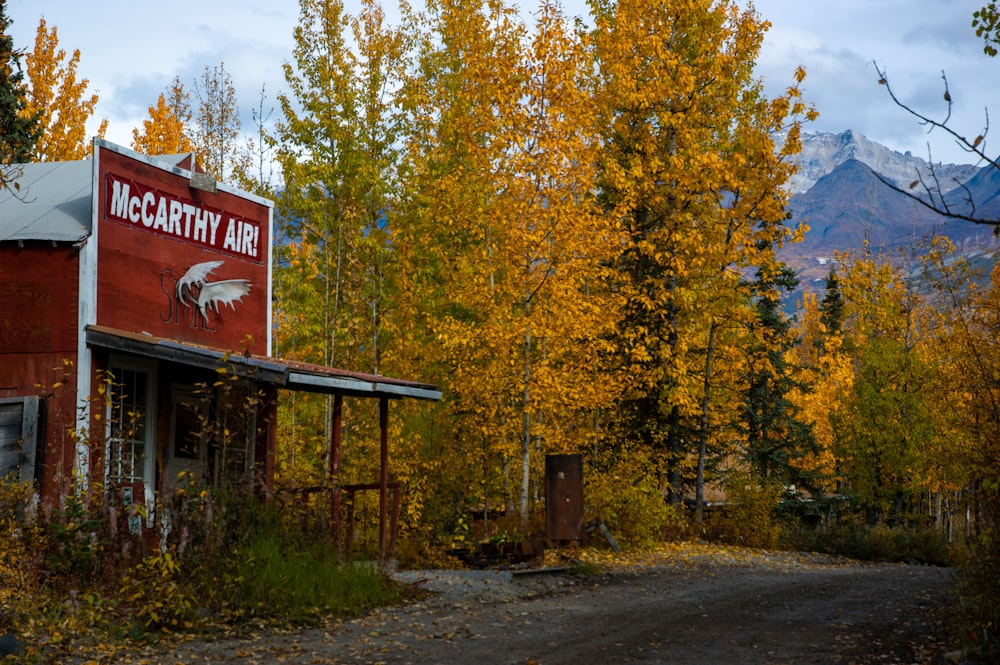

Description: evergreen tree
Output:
[819,267,844,339]
[0,0,41,182]
[742,264,817,487]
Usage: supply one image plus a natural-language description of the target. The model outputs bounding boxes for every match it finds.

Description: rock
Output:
[0,632,24,657]
[932,650,972,665]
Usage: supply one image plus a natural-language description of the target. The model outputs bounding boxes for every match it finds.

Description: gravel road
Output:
[92,546,953,665]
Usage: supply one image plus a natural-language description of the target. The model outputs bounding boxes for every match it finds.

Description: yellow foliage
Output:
[23,18,106,161]
[131,77,194,156]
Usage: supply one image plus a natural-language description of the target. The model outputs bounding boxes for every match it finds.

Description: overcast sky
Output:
[7,0,997,166]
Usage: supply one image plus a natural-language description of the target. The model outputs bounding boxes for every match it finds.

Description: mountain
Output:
[789,130,980,195]
[779,131,999,298]
[944,160,1000,224]
[785,158,994,255]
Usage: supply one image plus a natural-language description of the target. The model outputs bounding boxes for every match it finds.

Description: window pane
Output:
[107,366,150,485]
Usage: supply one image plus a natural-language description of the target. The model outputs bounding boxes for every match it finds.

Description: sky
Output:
[6,0,998,168]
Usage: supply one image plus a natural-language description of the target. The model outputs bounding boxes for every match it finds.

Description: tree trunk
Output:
[520,320,532,528]
[696,320,718,529]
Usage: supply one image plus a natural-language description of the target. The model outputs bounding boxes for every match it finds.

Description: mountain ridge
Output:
[780,131,999,298]
[789,130,980,195]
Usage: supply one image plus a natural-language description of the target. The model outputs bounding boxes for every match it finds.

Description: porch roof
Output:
[86,325,442,401]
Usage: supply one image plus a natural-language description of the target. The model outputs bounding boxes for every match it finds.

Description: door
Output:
[166,386,207,492]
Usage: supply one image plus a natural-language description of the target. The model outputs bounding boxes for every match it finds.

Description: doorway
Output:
[166,385,207,492]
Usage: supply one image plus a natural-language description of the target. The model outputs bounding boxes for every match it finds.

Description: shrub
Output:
[119,550,195,631]
[0,477,44,633]
[705,472,783,548]
[952,532,1000,660]
[586,474,687,550]
[224,530,399,621]
[780,521,951,566]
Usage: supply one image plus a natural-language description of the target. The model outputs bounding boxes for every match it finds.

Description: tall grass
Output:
[227,532,399,620]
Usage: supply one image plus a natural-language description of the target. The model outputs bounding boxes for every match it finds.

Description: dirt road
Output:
[101,546,953,664]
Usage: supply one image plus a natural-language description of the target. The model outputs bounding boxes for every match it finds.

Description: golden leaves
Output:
[23,18,105,161]
[132,78,194,156]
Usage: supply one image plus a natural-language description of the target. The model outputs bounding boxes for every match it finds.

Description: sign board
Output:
[95,145,272,354]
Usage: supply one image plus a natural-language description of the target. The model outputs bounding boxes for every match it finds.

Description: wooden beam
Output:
[330,394,344,556]
[378,396,389,564]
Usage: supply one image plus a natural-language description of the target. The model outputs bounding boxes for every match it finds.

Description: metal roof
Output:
[0,160,93,242]
[86,325,442,402]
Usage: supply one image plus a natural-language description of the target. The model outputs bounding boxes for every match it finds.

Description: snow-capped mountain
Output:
[789,130,980,196]
[779,130,998,300]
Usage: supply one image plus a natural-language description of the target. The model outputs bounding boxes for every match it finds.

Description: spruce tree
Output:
[742,265,817,488]
[819,268,844,338]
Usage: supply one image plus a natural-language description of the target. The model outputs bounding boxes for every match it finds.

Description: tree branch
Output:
[873,61,999,227]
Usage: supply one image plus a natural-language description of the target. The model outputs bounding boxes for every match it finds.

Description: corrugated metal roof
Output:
[86,325,443,402]
[0,160,93,242]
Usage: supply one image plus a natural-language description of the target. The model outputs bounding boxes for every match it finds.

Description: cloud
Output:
[9,0,999,166]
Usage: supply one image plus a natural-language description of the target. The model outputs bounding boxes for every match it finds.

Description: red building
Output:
[0,140,438,549]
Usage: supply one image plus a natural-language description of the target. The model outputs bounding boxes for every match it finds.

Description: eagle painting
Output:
[175,261,252,319]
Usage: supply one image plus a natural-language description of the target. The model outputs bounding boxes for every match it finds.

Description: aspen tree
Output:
[833,247,948,524]
[390,0,628,525]
[787,289,851,490]
[192,62,248,180]
[501,0,623,523]
[591,0,815,504]
[23,17,106,160]
[273,0,408,494]
[392,0,533,521]
[131,77,193,156]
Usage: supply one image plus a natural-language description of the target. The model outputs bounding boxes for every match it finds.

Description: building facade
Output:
[0,140,438,542]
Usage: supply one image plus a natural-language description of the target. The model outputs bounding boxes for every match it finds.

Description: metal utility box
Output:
[545,454,584,542]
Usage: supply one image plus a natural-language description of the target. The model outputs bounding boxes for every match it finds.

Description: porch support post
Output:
[378,396,389,564]
[331,393,344,555]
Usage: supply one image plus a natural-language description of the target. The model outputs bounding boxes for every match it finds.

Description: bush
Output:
[119,550,195,631]
[705,472,783,548]
[225,532,398,621]
[780,521,951,565]
[951,531,1000,661]
[586,475,687,550]
[0,474,405,658]
[0,477,44,633]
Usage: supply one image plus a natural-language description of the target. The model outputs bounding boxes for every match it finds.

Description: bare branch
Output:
[873,62,1000,227]
[875,62,996,168]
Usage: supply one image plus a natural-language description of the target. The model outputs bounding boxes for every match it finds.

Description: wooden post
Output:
[378,396,389,564]
[331,394,344,555]
[388,485,401,558]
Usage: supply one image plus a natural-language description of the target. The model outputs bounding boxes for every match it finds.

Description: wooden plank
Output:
[0,245,79,353]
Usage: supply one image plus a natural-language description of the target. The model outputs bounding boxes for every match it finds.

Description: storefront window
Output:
[107,367,149,485]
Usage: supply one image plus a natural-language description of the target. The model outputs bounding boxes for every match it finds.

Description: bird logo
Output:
[175,260,252,318]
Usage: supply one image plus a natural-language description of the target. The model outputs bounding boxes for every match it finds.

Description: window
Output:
[105,360,156,528]
[106,359,156,490]
[106,367,150,484]
[0,396,40,483]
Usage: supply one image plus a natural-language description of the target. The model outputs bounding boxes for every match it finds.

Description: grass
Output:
[227,531,401,621]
